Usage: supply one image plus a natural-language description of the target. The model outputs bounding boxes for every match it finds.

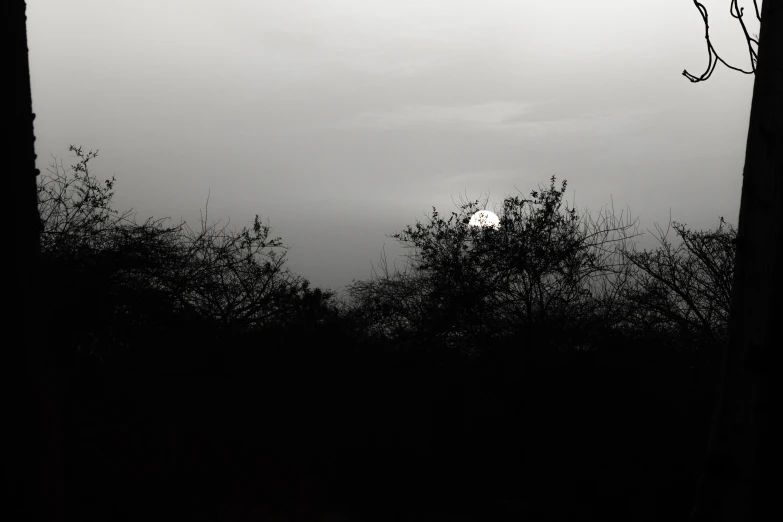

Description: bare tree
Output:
[346,177,641,357]
[685,1,781,520]
[37,147,314,367]
[683,0,761,83]
[170,207,305,336]
[619,215,736,348]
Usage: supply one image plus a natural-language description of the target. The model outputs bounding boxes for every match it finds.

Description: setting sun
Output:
[468,210,500,229]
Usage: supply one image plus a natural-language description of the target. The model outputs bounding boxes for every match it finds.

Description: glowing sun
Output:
[468,210,500,229]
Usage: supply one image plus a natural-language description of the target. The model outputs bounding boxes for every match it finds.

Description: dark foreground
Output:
[61,339,718,522]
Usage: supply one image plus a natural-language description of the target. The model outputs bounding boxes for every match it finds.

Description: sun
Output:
[468,210,500,229]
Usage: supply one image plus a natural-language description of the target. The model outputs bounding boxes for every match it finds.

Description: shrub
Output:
[346,176,641,357]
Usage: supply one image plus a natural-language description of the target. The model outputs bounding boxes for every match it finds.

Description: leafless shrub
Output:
[617,214,736,347]
[37,146,313,364]
[346,177,642,354]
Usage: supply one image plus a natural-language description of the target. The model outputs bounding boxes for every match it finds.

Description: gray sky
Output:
[27,0,758,294]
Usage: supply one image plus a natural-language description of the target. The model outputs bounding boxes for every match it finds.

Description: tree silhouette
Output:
[618,215,736,348]
[7,1,65,520]
[37,146,334,371]
[685,2,781,520]
[683,0,762,83]
[347,177,641,359]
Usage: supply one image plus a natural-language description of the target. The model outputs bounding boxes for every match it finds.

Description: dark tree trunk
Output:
[690,1,781,520]
[6,1,64,521]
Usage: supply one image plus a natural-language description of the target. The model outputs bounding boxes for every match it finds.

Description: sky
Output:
[27,0,759,295]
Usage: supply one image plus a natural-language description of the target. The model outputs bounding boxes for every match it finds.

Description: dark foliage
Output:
[42,147,734,520]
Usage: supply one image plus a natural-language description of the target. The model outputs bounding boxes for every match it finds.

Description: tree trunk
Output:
[7,1,65,521]
[690,1,781,520]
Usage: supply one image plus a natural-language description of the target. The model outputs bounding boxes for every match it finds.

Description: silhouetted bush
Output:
[40,146,735,377]
[38,146,339,371]
[617,215,735,350]
[346,176,641,359]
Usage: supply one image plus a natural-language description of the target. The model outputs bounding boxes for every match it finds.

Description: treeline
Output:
[39,146,735,520]
[40,146,734,372]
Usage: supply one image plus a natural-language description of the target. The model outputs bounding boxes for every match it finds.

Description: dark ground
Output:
[61,337,720,522]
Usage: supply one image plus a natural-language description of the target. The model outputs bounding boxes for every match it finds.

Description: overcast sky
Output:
[27,0,759,294]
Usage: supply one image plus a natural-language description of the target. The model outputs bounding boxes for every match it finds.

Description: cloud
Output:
[340,101,662,137]
[341,101,533,131]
